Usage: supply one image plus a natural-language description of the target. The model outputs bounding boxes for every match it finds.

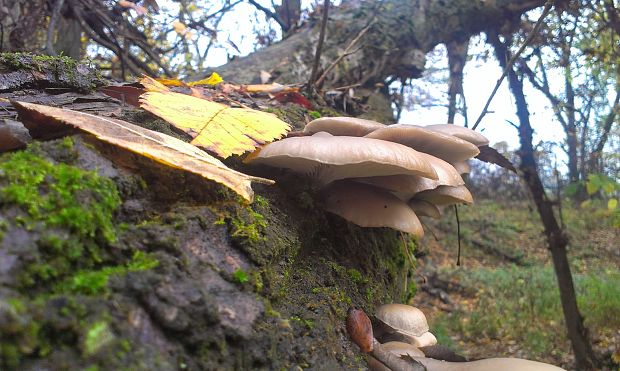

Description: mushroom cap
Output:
[451,160,471,174]
[355,153,464,200]
[382,341,426,358]
[304,117,386,136]
[374,304,437,347]
[415,185,473,206]
[367,356,391,371]
[245,135,437,185]
[311,131,334,137]
[375,304,430,337]
[365,124,480,163]
[321,181,424,236]
[408,199,442,219]
[425,124,490,147]
[412,357,567,371]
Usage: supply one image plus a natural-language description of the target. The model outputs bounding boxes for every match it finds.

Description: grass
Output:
[422,198,620,367]
[433,266,620,359]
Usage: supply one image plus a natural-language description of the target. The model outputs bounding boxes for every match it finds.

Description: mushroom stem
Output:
[371,339,426,371]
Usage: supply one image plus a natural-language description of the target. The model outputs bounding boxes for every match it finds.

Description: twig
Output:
[454,205,461,266]
[45,0,65,56]
[248,0,286,31]
[471,0,555,131]
[314,19,374,88]
[306,0,330,94]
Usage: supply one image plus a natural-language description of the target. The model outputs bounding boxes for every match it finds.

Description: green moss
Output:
[83,321,115,356]
[232,268,249,284]
[0,52,103,91]
[0,144,123,291]
[309,111,322,119]
[54,251,159,295]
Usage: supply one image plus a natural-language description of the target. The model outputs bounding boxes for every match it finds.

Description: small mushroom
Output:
[365,124,480,163]
[347,307,426,371]
[355,154,464,200]
[245,135,438,185]
[425,124,489,147]
[412,357,567,371]
[414,185,473,206]
[373,304,437,348]
[321,181,424,236]
[304,117,386,136]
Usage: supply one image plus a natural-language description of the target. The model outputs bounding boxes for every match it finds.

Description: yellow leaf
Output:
[608,198,618,210]
[10,100,273,202]
[188,72,223,86]
[153,78,187,87]
[139,76,290,158]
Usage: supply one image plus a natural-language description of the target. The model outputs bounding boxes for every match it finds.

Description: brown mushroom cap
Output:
[304,117,386,136]
[245,135,437,185]
[415,185,473,206]
[365,124,480,163]
[425,124,490,147]
[355,153,464,200]
[408,199,442,219]
[321,181,424,236]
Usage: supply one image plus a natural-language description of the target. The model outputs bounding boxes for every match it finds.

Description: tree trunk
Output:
[490,32,597,370]
[207,0,546,88]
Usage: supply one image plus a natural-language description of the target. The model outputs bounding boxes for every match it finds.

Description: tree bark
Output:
[207,0,546,87]
[490,31,597,370]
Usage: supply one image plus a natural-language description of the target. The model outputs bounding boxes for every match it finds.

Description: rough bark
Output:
[490,32,597,370]
[207,0,546,87]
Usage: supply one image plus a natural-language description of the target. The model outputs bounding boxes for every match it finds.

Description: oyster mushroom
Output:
[425,124,489,147]
[355,154,464,200]
[303,117,386,136]
[408,199,442,219]
[373,304,437,348]
[414,185,473,206]
[412,357,566,371]
[450,160,471,175]
[347,307,426,371]
[321,181,424,236]
[365,124,480,163]
[245,135,437,185]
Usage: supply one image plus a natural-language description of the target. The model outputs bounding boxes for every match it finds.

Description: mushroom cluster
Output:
[347,304,567,371]
[246,117,489,237]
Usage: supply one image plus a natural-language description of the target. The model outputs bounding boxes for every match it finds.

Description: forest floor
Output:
[412,198,620,371]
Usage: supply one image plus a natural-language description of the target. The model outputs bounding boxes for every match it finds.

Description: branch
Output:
[247,0,287,31]
[45,0,65,56]
[471,0,554,131]
[306,0,330,93]
[314,19,375,88]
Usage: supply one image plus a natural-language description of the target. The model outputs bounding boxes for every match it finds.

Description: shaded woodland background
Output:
[0,0,619,370]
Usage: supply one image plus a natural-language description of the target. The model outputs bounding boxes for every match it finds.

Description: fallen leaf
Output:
[99,85,145,107]
[154,77,187,87]
[140,76,290,158]
[10,100,273,202]
[273,91,312,109]
[188,72,223,86]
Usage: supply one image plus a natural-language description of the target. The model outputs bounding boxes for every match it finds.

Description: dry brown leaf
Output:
[11,100,273,202]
